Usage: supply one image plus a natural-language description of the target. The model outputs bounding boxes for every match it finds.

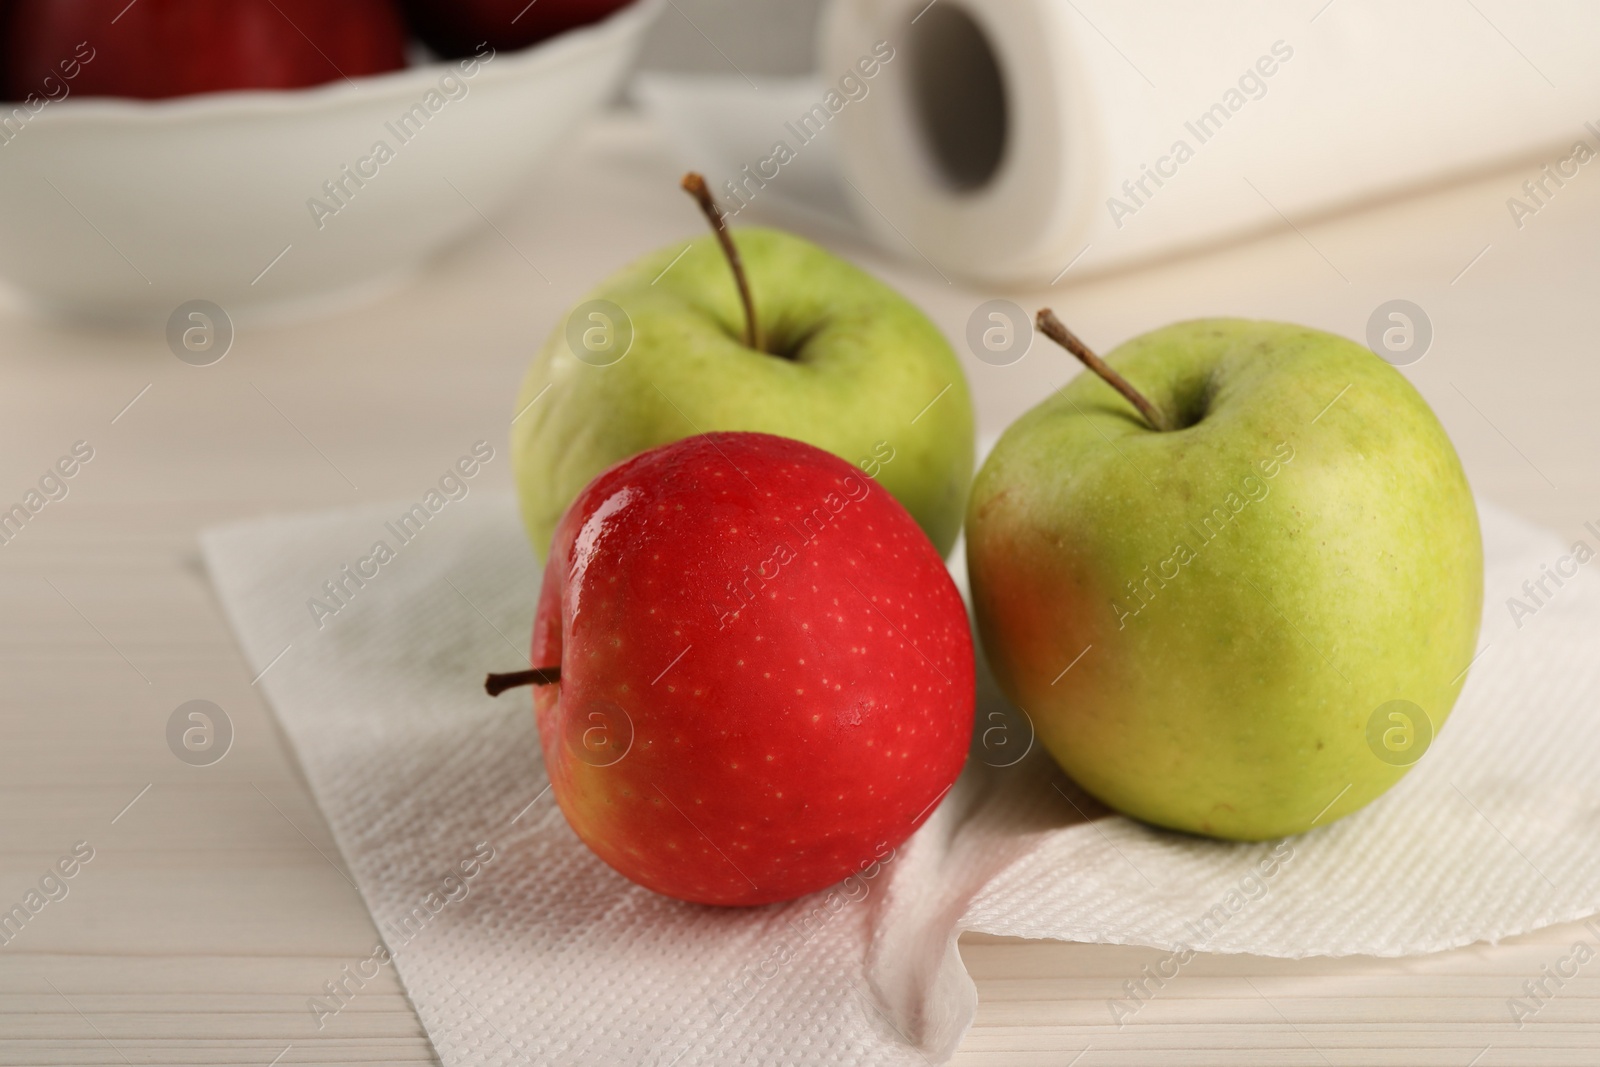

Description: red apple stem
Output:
[682,172,764,353]
[1036,309,1170,433]
[485,667,561,697]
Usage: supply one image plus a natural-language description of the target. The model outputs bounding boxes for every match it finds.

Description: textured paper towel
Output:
[203,492,1600,1065]
[643,0,1600,284]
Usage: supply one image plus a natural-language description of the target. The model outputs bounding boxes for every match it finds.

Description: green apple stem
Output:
[1037,309,1170,433]
[682,171,765,353]
[485,667,561,697]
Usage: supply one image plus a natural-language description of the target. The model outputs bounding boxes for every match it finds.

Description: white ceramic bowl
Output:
[0,0,660,324]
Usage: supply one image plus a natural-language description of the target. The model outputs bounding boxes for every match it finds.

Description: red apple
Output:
[2,0,408,101]
[400,0,633,60]
[507,432,974,906]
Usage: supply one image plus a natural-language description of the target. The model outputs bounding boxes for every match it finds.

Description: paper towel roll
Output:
[820,0,1600,283]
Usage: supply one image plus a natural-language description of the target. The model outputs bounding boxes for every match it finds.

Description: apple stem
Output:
[485,667,561,697]
[682,172,765,353]
[1036,309,1170,432]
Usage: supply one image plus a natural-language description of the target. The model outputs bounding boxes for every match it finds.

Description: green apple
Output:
[966,316,1482,840]
[511,199,974,561]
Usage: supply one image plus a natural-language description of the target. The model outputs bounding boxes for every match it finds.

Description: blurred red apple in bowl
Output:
[401,0,636,59]
[2,0,408,100]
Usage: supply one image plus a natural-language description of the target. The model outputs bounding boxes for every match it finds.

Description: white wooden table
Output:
[1,112,1596,1066]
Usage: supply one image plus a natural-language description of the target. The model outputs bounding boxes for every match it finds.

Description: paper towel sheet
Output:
[203,493,1600,1065]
